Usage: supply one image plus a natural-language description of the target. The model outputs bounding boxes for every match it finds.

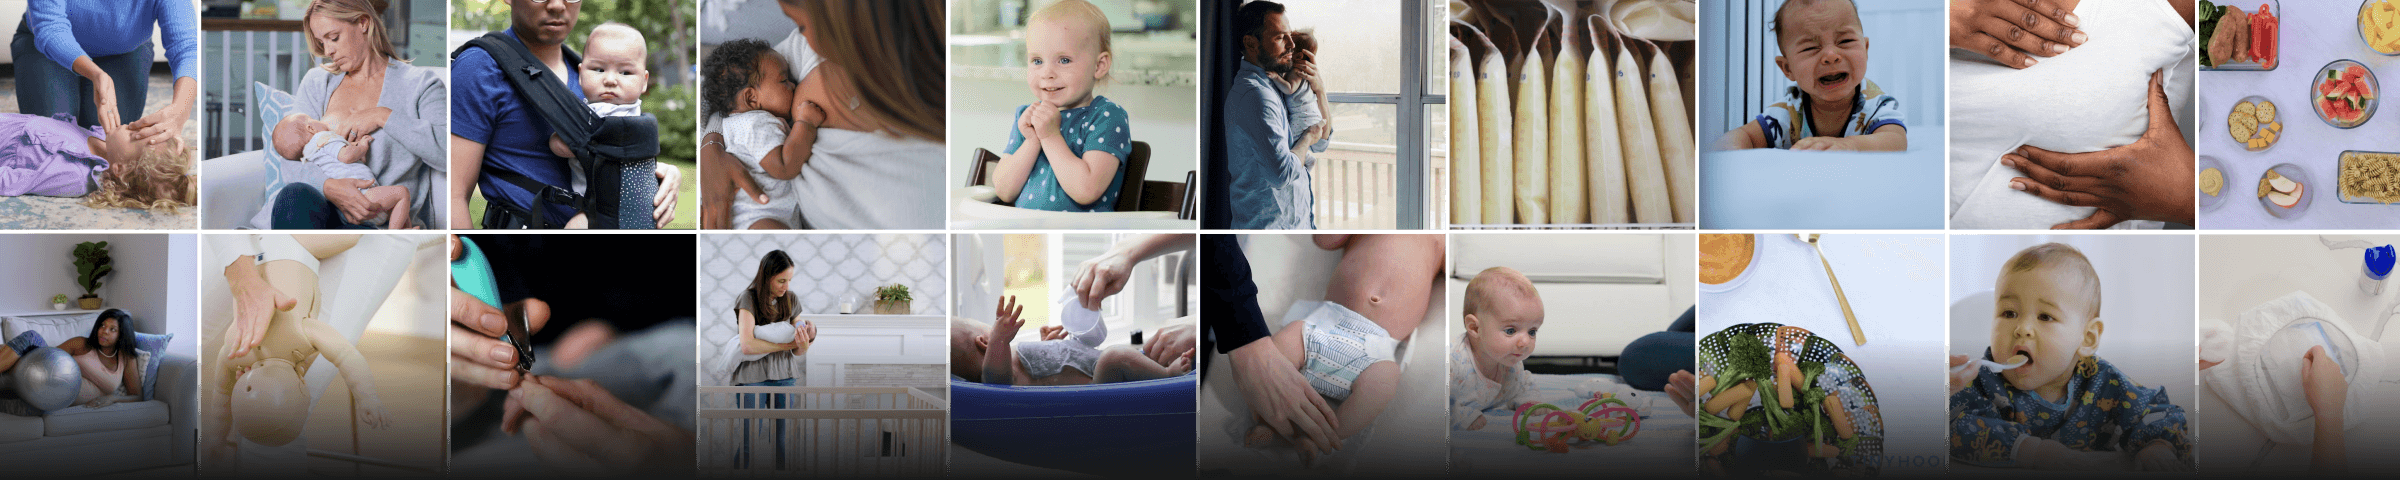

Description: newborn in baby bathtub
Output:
[950,295,1193,386]
[1450,266,1541,431]
[204,236,391,472]
[1241,234,1444,456]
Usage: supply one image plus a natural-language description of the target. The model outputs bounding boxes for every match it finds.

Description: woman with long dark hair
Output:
[60,308,143,408]
[731,249,811,468]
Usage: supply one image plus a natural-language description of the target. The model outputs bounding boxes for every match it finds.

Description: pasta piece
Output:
[1449,35,1479,225]
[1614,42,1672,223]
[1646,46,1697,224]
[1582,16,1630,224]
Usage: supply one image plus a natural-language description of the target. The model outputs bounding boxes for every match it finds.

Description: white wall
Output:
[0,234,195,357]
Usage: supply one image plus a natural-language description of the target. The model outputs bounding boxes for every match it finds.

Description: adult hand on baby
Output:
[2006,69,2195,229]
[323,178,383,225]
[1295,123,1330,150]
[449,287,550,390]
[127,98,192,145]
[1950,0,2085,69]
[224,257,300,359]
[2303,345,2346,421]
[1142,323,1198,367]
[505,376,694,475]
[1072,248,1137,310]
[1230,339,1341,456]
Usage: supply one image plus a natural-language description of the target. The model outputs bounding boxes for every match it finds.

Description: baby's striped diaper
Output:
[1301,302,1399,401]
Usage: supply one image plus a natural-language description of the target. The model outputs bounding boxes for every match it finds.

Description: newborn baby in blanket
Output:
[270,111,413,229]
[950,295,1193,386]
[1948,0,2192,229]
[1242,234,1445,458]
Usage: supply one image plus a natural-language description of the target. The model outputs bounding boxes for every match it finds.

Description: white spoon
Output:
[1952,355,2029,375]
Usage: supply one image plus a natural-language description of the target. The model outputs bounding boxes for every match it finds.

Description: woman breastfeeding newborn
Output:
[1948,0,2196,229]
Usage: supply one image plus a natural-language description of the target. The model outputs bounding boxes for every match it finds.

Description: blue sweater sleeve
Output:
[155,0,200,80]
[25,0,86,71]
[1224,76,1297,229]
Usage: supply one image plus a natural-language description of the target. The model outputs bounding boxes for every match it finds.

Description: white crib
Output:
[698,386,947,476]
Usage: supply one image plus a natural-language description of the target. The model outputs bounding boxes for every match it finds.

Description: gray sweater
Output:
[292,59,449,227]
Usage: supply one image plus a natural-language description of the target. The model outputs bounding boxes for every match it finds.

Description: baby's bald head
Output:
[1463,266,1541,325]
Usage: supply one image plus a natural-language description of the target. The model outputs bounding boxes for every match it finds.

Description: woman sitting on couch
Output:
[57,309,143,409]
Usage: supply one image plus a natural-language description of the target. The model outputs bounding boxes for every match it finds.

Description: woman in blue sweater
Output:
[10,0,198,142]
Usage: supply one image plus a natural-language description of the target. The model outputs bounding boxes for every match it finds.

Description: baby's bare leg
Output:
[371,186,411,229]
[1333,361,1400,440]
[1093,346,1185,383]
[1323,235,1444,343]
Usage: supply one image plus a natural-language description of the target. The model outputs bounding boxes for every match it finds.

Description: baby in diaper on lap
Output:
[1449,266,1541,431]
[1950,243,2190,471]
[950,295,1192,386]
[1714,0,1906,152]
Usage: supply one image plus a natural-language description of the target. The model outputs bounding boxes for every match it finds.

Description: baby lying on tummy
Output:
[270,112,411,229]
[950,295,1193,386]
[1450,266,1541,430]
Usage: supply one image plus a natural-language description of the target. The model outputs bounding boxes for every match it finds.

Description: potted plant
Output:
[74,241,111,309]
[50,294,69,311]
[872,283,913,314]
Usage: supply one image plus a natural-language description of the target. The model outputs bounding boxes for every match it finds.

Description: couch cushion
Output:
[2,314,99,349]
[43,400,169,437]
[0,410,40,443]
[131,332,171,401]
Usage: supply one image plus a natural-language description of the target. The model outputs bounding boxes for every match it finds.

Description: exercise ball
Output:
[231,358,310,447]
[10,347,82,412]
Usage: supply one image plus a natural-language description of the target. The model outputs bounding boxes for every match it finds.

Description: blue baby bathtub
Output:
[950,373,1197,476]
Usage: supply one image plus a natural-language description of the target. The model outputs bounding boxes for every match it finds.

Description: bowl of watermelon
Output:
[2314,59,2379,128]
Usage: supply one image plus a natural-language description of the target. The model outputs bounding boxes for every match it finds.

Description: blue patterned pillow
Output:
[6,330,45,354]
[131,331,171,402]
[254,81,300,205]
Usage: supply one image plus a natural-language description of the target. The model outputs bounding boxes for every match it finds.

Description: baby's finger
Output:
[451,323,519,369]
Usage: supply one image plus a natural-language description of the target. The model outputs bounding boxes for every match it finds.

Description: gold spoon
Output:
[1797,234,1866,346]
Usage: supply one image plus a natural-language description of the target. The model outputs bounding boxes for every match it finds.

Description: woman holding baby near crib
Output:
[261,0,448,229]
[730,249,814,469]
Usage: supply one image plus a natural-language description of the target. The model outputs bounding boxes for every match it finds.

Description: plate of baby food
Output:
[1696,323,1881,476]
[2259,163,2313,218]
[2202,0,2280,70]
[2199,156,2230,211]
[2337,150,2400,204]
[2364,0,2400,55]
[2226,95,2283,151]
[2314,60,2379,128]
[1698,234,1761,294]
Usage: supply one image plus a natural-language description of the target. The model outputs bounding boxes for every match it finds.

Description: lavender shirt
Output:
[0,113,108,197]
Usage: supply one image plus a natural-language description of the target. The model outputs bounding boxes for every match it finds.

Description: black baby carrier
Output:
[453,31,660,229]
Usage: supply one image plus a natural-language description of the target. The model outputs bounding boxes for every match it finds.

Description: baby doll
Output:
[994,0,1133,212]
[271,112,410,228]
[1950,243,2191,471]
[949,295,1192,386]
[1449,266,1543,430]
[203,235,391,472]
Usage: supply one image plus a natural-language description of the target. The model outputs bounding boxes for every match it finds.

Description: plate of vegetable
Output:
[1697,323,1881,476]
[2201,0,2280,71]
